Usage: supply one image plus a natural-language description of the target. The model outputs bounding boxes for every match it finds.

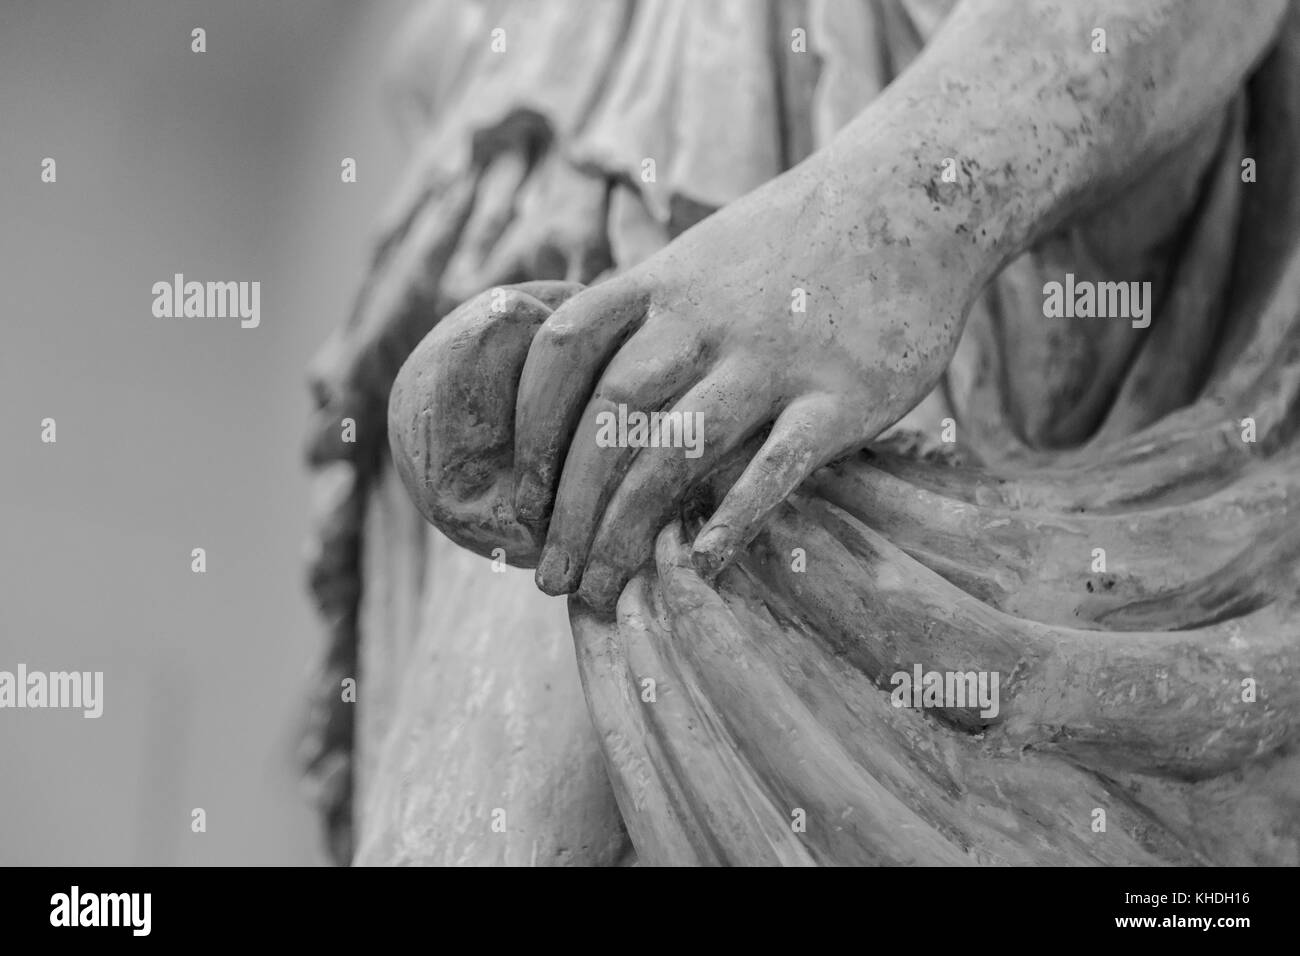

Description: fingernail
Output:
[579,562,622,609]
[691,524,733,577]
[535,545,574,595]
[515,472,545,524]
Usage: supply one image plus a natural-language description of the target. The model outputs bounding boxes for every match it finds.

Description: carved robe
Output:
[304,0,1300,865]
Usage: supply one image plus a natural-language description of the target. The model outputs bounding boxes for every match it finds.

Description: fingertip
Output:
[690,523,738,578]
[577,562,623,610]
[535,544,577,596]
[514,471,547,526]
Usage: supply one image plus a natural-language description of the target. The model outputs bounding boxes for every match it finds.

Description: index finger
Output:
[512,278,652,532]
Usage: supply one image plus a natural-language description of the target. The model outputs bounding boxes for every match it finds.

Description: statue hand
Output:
[511,168,973,609]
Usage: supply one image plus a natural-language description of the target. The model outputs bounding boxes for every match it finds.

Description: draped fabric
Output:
[304,0,1300,864]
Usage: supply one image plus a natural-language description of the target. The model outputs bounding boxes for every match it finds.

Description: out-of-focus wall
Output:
[0,0,414,864]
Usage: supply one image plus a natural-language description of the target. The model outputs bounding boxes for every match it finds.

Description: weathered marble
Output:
[306,0,1300,865]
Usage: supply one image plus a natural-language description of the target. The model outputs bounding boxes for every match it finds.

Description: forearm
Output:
[820,0,1287,292]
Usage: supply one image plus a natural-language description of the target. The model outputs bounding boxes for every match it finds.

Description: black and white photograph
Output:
[2,0,1297,926]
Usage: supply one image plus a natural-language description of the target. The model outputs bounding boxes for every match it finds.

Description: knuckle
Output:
[592,372,644,409]
[533,319,579,352]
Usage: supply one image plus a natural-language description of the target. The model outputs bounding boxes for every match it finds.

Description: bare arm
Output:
[480,0,1291,605]
[823,0,1287,291]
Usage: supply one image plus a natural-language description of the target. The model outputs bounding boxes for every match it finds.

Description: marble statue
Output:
[304,0,1300,865]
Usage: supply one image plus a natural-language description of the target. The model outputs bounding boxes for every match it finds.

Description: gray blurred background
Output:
[1,0,414,864]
